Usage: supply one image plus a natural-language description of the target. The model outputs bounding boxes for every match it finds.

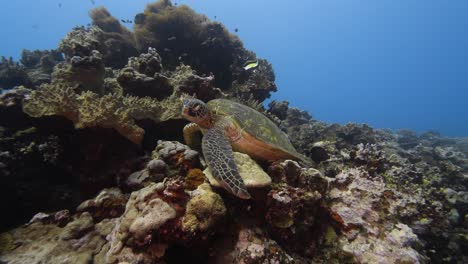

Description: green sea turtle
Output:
[181,98,311,199]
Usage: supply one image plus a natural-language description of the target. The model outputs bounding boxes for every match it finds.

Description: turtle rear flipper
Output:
[202,124,251,199]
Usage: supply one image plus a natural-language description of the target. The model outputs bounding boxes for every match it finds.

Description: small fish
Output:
[58,3,62,8]
[90,0,95,5]
[214,15,217,19]
[168,36,177,41]
[234,28,238,32]
[243,59,258,70]
[134,13,146,24]
[121,19,125,23]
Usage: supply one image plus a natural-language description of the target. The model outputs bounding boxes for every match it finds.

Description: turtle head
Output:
[182,98,212,128]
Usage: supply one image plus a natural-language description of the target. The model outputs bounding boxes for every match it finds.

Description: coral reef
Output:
[59,8,137,68]
[0,1,466,263]
[152,140,200,175]
[133,0,276,101]
[211,227,295,263]
[20,49,64,86]
[0,57,30,89]
[0,50,63,89]
[0,213,112,263]
[22,82,178,144]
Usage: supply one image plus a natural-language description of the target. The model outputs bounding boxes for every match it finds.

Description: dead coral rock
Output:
[28,210,71,227]
[0,212,113,264]
[125,159,168,190]
[106,183,176,263]
[342,223,422,264]
[182,183,226,233]
[117,67,173,99]
[153,140,200,175]
[328,168,385,232]
[212,227,294,263]
[129,198,177,241]
[327,168,425,262]
[204,152,271,190]
[147,159,167,174]
[105,178,197,263]
[77,188,128,221]
[265,184,322,255]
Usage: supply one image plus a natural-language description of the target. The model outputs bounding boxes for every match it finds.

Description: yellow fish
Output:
[243,59,258,70]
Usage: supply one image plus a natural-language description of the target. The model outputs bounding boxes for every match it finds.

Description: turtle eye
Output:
[188,108,197,117]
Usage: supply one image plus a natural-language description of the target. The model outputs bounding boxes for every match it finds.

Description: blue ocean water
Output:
[1,0,467,136]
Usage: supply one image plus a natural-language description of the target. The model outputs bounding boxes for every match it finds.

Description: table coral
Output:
[22,82,180,144]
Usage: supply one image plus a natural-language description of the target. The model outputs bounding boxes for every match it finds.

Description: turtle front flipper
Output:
[183,123,202,149]
[202,125,251,199]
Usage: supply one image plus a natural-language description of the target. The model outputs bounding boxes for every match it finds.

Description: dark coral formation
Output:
[20,49,64,85]
[0,57,30,89]
[0,50,63,90]
[133,0,276,100]
[0,1,466,263]
[59,7,137,69]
